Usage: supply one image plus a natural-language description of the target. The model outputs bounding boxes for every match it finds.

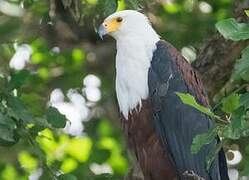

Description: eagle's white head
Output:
[98,10,160,119]
[98,10,159,41]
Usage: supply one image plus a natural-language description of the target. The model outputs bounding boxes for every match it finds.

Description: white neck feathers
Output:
[115,29,159,119]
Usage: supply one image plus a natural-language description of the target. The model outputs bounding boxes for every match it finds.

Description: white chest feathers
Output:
[115,36,159,119]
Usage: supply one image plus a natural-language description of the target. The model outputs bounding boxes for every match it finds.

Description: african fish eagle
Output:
[98,10,229,180]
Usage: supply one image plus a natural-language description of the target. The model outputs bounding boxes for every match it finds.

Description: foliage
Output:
[232,46,249,81]
[221,93,241,113]
[177,17,249,172]
[46,107,67,128]
[190,126,219,155]
[0,70,65,146]
[216,18,249,41]
[176,93,216,118]
[0,70,69,179]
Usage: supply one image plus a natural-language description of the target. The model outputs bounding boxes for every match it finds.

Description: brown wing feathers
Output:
[163,41,209,107]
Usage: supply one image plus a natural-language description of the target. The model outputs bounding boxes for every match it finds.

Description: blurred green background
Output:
[0,0,248,180]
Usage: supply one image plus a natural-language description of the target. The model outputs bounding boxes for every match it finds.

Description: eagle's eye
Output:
[116,17,123,23]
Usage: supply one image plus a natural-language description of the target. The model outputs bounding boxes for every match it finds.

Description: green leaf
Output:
[222,93,240,113]
[90,148,111,164]
[0,123,19,146]
[46,107,67,128]
[215,18,249,41]
[191,126,218,154]
[232,46,249,81]
[240,93,249,108]
[223,121,241,139]
[58,174,77,180]
[8,70,30,90]
[206,143,222,170]
[0,124,15,143]
[222,107,249,139]
[0,112,16,130]
[176,93,215,118]
[7,95,33,123]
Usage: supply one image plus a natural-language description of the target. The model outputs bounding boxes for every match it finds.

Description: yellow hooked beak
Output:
[98,17,123,39]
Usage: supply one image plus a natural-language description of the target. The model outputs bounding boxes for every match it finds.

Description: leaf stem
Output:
[214,115,230,124]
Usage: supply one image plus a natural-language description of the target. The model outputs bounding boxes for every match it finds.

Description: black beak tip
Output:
[98,24,106,40]
[99,34,103,40]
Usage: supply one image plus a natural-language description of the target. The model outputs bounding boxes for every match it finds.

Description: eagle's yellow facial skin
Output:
[103,17,122,33]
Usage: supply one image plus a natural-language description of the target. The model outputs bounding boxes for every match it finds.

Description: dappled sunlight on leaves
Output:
[65,137,92,162]
[60,158,78,173]
[18,151,38,173]
[1,164,18,180]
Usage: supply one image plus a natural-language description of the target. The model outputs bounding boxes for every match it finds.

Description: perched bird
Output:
[98,10,229,180]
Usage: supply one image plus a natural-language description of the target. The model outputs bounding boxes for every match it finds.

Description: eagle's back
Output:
[148,40,229,180]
